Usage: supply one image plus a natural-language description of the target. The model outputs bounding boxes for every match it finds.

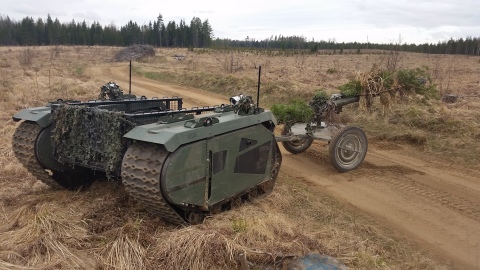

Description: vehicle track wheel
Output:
[12,121,94,190]
[329,126,368,172]
[281,124,313,154]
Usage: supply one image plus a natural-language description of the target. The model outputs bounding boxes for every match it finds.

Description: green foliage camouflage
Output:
[52,105,136,176]
[395,68,436,98]
[310,90,329,106]
[271,99,313,124]
[271,90,333,124]
[270,67,438,125]
[339,80,362,97]
[339,67,437,99]
[310,90,338,124]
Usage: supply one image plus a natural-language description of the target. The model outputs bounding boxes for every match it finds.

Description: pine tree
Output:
[157,13,164,47]
[201,19,213,47]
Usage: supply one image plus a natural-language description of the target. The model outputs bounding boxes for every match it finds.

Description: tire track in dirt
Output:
[88,63,480,270]
[283,147,480,270]
[362,149,480,221]
[306,141,480,217]
[364,166,480,223]
[368,148,480,195]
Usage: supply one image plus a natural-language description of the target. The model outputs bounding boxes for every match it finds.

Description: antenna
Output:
[129,60,132,95]
[256,66,262,109]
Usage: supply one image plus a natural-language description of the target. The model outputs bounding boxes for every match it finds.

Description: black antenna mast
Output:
[256,66,261,109]
[129,59,132,95]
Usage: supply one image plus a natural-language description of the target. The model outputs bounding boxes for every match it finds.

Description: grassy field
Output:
[135,47,480,164]
[1,45,478,269]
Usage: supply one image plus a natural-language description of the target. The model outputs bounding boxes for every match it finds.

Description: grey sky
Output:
[2,0,479,44]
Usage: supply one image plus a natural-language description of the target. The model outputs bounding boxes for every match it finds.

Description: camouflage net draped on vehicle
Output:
[51,105,136,175]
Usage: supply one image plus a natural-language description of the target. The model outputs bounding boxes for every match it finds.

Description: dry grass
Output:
[0,202,93,268]
[96,223,147,270]
[139,48,480,164]
[1,46,474,269]
[0,177,447,269]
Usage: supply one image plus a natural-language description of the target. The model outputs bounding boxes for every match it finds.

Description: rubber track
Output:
[12,122,63,189]
[121,142,185,225]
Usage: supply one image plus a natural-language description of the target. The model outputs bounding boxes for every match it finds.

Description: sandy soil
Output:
[88,64,480,270]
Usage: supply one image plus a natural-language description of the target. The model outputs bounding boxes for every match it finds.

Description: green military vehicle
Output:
[12,87,282,225]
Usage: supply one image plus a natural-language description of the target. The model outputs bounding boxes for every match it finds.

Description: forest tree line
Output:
[1,14,480,56]
[212,35,480,56]
[0,14,213,48]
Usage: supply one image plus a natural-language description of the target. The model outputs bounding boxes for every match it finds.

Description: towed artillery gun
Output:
[275,93,368,172]
[12,84,281,225]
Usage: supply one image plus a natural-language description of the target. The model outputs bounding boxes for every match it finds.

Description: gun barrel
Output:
[333,96,360,107]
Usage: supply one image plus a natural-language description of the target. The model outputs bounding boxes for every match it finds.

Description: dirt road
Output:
[91,65,480,270]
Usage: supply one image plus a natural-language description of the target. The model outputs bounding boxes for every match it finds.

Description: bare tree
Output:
[19,49,34,67]
[386,35,403,72]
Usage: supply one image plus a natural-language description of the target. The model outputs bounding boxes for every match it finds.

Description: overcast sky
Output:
[2,0,479,44]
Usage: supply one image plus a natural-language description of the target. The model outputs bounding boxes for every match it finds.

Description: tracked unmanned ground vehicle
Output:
[12,86,282,224]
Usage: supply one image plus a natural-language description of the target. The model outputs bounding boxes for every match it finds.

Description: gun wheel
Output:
[281,124,313,154]
[329,126,368,172]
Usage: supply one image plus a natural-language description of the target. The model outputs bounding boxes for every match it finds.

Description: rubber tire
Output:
[329,126,368,173]
[281,124,314,154]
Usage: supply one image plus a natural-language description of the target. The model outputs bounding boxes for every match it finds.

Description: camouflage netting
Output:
[52,105,137,176]
[114,45,155,61]
[99,82,122,100]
